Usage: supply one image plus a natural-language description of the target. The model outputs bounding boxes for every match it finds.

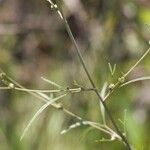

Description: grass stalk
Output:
[54,1,132,149]
[0,69,119,140]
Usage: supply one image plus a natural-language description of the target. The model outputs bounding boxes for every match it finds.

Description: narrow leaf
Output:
[95,137,115,143]
[100,82,107,125]
[121,76,150,87]
[61,121,92,135]
[20,93,67,141]
[41,77,62,89]
[108,63,116,76]
[61,122,82,135]
[37,92,52,100]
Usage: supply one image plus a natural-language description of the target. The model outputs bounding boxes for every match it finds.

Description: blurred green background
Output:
[0,0,150,149]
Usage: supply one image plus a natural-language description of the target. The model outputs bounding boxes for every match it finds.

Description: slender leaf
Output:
[121,76,150,87]
[41,77,63,89]
[108,63,116,76]
[100,82,107,125]
[20,93,67,141]
[61,121,91,135]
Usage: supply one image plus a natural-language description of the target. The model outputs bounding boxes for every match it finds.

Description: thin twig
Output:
[0,70,118,139]
[104,47,150,101]
[124,47,150,77]
[54,1,132,149]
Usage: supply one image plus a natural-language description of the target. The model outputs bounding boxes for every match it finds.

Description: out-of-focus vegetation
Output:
[0,0,150,149]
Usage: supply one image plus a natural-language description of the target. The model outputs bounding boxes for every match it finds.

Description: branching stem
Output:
[55,1,132,149]
[0,70,120,140]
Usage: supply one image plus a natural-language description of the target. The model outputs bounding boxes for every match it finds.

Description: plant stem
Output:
[0,70,120,139]
[104,47,150,101]
[56,2,132,149]
[124,47,150,77]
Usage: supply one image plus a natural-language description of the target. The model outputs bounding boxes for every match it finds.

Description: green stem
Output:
[56,2,132,149]
[124,47,150,77]
[1,70,118,138]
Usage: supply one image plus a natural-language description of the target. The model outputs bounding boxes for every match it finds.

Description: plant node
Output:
[108,83,115,91]
[118,77,125,83]
[8,83,15,89]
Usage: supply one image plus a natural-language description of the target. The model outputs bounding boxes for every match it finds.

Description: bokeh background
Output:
[0,0,150,149]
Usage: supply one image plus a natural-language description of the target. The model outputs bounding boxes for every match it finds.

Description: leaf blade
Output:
[20,93,67,141]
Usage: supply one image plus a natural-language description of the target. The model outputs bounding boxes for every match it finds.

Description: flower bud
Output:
[118,77,125,83]
[108,83,115,90]
[8,83,15,89]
